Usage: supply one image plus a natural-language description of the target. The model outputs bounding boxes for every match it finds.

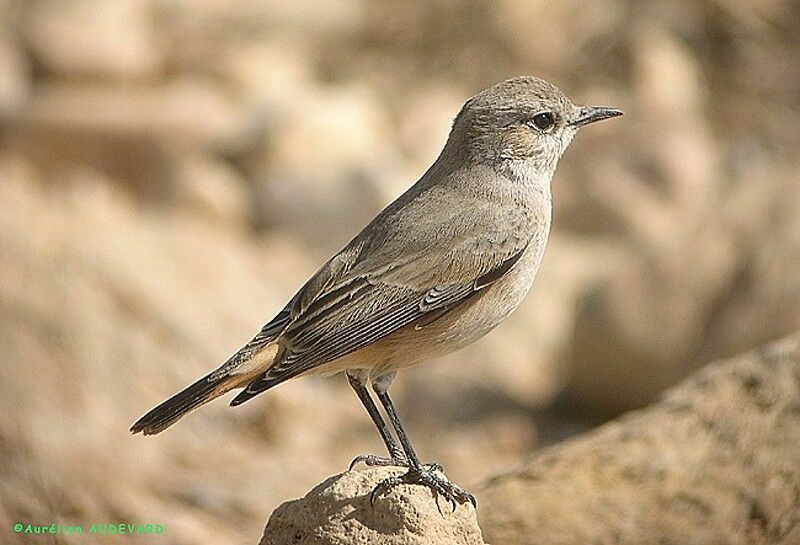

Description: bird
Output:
[130,76,622,507]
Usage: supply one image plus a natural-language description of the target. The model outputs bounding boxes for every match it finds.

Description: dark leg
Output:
[346,372,406,469]
[370,374,475,510]
[374,388,422,466]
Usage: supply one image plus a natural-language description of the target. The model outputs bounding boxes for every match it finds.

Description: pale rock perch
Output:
[259,467,487,545]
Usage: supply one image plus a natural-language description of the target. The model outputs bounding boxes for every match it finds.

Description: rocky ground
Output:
[1,1,799,544]
[261,335,800,545]
[260,468,485,545]
[478,334,800,545]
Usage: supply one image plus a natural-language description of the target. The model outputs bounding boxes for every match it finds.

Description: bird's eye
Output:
[529,112,556,132]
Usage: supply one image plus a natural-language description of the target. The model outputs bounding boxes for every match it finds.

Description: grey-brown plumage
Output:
[130,76,622,505]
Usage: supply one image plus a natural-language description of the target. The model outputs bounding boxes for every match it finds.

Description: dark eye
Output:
[530,112,556,132]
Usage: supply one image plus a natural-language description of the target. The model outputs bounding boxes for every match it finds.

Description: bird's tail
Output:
[129,370,251,435]
[130,311,289,435]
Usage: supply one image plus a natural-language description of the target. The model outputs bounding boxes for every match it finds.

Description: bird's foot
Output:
[369,465,476,513]
[349,453,442,473]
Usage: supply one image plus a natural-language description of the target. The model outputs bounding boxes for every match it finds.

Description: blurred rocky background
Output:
[1,1,798,544]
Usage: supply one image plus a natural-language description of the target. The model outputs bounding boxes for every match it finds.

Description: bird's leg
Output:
[346,371,406,470]
[369,373,475,510]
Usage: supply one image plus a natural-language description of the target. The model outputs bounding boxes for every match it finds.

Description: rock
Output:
[395,82,467,174]
[160,0,364,38]
[492,0,622,71]
[477,334,800,545]
[221,39,315,117]
[558,23,800,417]
[0,163,323,545]
[22,0,162,80]
[174,155,255,227]
[12,80,253,197]
[0,33,30,120]
[260,467,486,545]
[251,84,403,256]
[22,79,251,153]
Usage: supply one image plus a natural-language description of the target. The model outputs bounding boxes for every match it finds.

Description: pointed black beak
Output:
[569,106,623,127]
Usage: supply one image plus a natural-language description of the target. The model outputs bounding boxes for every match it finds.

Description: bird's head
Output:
[447,76,622,175]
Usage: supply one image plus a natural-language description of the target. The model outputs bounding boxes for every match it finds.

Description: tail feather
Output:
[131,312,290,435]
[229,374,282,406]
[130,372,240,435]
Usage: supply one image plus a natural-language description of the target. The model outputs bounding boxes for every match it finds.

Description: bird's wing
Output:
[230,186,538,404]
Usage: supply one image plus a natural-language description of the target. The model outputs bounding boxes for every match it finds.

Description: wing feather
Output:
[231,244,527,404]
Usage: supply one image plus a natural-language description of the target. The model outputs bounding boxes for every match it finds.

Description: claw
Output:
[434,494,445,516]
[369,474,401,510]
[369,486,378,509]
[368,465,475,512]
[349,454,407,471]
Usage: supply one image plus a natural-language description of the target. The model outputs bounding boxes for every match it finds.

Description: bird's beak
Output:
[569,106,623,127]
